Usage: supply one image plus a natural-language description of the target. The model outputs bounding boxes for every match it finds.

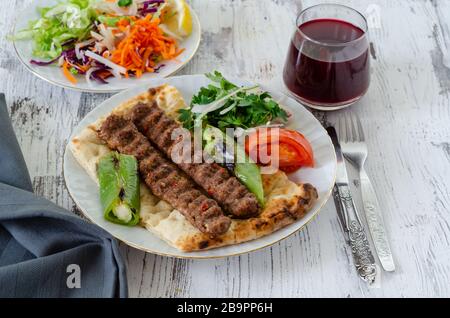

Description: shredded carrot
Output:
[117,18,130,29]
[62,61,77,84]
[141,47,153,71]
[110,15,184,77]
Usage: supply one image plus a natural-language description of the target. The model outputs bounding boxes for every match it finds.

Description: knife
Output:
[327,126,377,285]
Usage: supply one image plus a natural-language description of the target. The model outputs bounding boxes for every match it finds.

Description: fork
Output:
[339,113,396,272]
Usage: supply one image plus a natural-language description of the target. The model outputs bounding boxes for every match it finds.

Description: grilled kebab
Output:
[128,99,260,218]
[98,114,231,236]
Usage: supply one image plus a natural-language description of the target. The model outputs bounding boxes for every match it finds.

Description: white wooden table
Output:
[1,0,449,297]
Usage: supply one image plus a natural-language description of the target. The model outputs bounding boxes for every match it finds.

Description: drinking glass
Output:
[283,4,370,111]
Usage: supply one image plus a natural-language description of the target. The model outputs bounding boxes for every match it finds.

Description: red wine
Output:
[283,18,370,107]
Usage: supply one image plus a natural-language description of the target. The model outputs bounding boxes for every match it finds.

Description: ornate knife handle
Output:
[360,170,396,272]
[333,184,377,284]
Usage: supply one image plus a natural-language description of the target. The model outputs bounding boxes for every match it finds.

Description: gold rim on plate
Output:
[63,144,336,259]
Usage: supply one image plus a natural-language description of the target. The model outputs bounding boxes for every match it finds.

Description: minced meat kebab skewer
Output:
[98,114,231,236]
[128,99,260,218]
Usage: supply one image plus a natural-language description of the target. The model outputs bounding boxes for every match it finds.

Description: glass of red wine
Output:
[283,4,370,111]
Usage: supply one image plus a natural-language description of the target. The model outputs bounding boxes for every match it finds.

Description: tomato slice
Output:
[245,128,314,173]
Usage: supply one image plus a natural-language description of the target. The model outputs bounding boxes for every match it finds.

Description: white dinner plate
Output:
[63,74,337,259]
[12,0,201,93]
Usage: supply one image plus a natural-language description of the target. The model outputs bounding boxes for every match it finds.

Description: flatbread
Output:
[70,85,318,252]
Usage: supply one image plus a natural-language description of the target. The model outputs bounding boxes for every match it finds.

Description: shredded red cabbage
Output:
[154,64,165,73]
[62,48,89,66]
[30,55,61,66]
[141,7,158,14]
[140,0,165,15]
[90,70,109,84]
[62,49,77,61]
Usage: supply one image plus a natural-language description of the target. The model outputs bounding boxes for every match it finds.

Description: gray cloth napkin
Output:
[0,93,128,298]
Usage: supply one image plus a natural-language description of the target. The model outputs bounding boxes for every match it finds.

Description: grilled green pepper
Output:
[98,152,140,226]
[234,161,265,206]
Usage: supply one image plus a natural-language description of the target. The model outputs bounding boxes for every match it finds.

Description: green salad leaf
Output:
[179,71,289,131]
[13,0,97,59]
[118,0,133,7]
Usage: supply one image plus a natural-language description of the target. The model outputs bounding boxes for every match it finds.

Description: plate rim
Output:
[11,1,202,94]
[63,74,337,259]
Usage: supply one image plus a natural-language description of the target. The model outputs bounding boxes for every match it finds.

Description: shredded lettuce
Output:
[14,0,98,59]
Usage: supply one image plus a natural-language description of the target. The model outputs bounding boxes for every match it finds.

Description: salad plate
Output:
[12,0,201,93]
[63,74,337,259]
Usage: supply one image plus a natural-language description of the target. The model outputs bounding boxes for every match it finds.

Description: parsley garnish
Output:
[70,67,78,75]
[118,0,133,7]
[179,71,288,131]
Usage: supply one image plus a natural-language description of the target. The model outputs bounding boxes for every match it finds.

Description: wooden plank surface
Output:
[1,0,449,297]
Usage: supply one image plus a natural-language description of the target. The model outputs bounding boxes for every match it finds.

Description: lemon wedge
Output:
[160,0,193,38]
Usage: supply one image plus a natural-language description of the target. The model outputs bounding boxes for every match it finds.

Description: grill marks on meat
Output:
[98,115,231,236]
[128,101,261,218]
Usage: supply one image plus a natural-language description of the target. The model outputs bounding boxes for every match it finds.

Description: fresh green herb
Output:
[178,108,195,131]
[118,0,133,7]
[98,152,140,226]
[70,67,78,75]
[98,15,133,27]
[179,71,289,131]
